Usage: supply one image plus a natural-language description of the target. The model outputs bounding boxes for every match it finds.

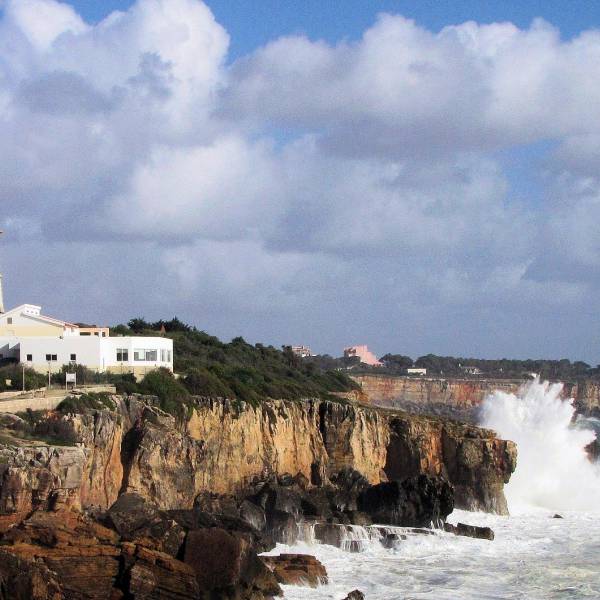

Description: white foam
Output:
[480,378,600,513]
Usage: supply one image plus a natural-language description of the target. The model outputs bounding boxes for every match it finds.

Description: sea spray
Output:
[480,378,600,513]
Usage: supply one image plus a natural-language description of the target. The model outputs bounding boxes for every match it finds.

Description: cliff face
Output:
[0,395,516,516]
[352,375,521,416]
[565,380,600,417]
[353,374,600,418]
[0,394,517,599]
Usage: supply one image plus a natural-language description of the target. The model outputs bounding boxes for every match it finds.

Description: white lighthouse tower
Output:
[0,230,4,314]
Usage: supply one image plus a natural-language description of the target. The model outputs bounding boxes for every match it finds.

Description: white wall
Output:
[18,336,103,372]
[0,334,173,374]
[101,336,173,371]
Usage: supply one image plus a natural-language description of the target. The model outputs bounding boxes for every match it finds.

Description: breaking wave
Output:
[480,378,600,513]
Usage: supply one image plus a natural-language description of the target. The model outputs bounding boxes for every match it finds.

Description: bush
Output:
[138,368,191,416]
[13,409,78,446]
[56,392,116,414]
[0,365,46,392]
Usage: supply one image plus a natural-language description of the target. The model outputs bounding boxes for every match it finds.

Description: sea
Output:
[265,380,600,599]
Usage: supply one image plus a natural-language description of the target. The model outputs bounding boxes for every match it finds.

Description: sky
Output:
[1,1,600,362]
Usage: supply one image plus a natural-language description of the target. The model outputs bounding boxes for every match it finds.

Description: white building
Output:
[406,367,427,376]
[291,345,313,358]
[0,304,172,377]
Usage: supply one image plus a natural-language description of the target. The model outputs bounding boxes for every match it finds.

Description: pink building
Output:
[343,345,382,366]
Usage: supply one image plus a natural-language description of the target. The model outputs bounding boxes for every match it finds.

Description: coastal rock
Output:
[183,527,281,597]
[341,591,365,600]
[358,475,454,527]
[384,415,516,514]
[0,549,63,600]
[0,395,516,518]
[0,509,121,599]
[444,522,495,540]
[0,445,87,521]
[121,542,200,599]
[262,554,328,587]
[106,492,185,556]
[380,532,405,548]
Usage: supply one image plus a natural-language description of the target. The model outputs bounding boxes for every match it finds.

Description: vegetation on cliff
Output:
[311,351,598,381]
[112,318,358,405]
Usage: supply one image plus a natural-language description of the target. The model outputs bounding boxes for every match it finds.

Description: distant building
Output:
[343,345,382,367]
[0,303,172,377]
[406,367,427,376]
[291,345,313,358]
[460,365,482,375]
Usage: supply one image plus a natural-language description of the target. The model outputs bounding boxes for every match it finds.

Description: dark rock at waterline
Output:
[105,492,185,556]
[313,522,363,552]
[444,522,494,540]
[552,514,564,519]
[262,553,328,587]
[358,474,454,527]
[341,591,365,600]
[381,532,405,549]
[184,527,281,596]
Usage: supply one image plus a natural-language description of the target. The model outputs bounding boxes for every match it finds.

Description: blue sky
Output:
[2,0,600,361]
[69,1,600,56]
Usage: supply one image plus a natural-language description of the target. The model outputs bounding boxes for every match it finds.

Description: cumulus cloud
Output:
[0,0,599,359]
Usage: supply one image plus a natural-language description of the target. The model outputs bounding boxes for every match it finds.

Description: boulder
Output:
[121,543,200,599]
[380,532,405,549]
[239,499,267,532]
[0,549,63,600]
[262,554,328,587]
[106,492,185,556]
[183,527,281,597]
[0,509,121,600]
[358,474,454,527]
[341,591,365,600]
[443,522,494,541]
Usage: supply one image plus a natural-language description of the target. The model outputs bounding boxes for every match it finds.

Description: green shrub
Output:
[138,368,191,416]
[0,365,46,392]
[56,393,115,414]
[13,409,78,446]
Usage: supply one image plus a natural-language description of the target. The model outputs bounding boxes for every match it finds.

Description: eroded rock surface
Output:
[0,393,517,598]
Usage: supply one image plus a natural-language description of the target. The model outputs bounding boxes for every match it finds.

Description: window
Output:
[26,354,32,362]
[116,349,129,362]
[167,350,172,362]
[80,332,91,336]
[133,349,158,362]
[70,354,77,362]
[160,349,166,362]
[7,317,12,324]
[46,354,57,362]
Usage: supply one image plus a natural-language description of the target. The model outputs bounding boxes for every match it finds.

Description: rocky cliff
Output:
[353,374,600,419]
[0,395,515,516]
[0,394,516,599]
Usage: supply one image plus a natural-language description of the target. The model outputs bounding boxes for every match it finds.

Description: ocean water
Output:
[266,380,600,599]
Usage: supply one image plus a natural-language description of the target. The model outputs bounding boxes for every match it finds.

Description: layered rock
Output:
[354,374,600,419]
[0,395,516,516]
[0,393,518,598]
[262,554,328,587]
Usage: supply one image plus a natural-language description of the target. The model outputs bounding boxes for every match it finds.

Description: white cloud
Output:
[1,1,600,358]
